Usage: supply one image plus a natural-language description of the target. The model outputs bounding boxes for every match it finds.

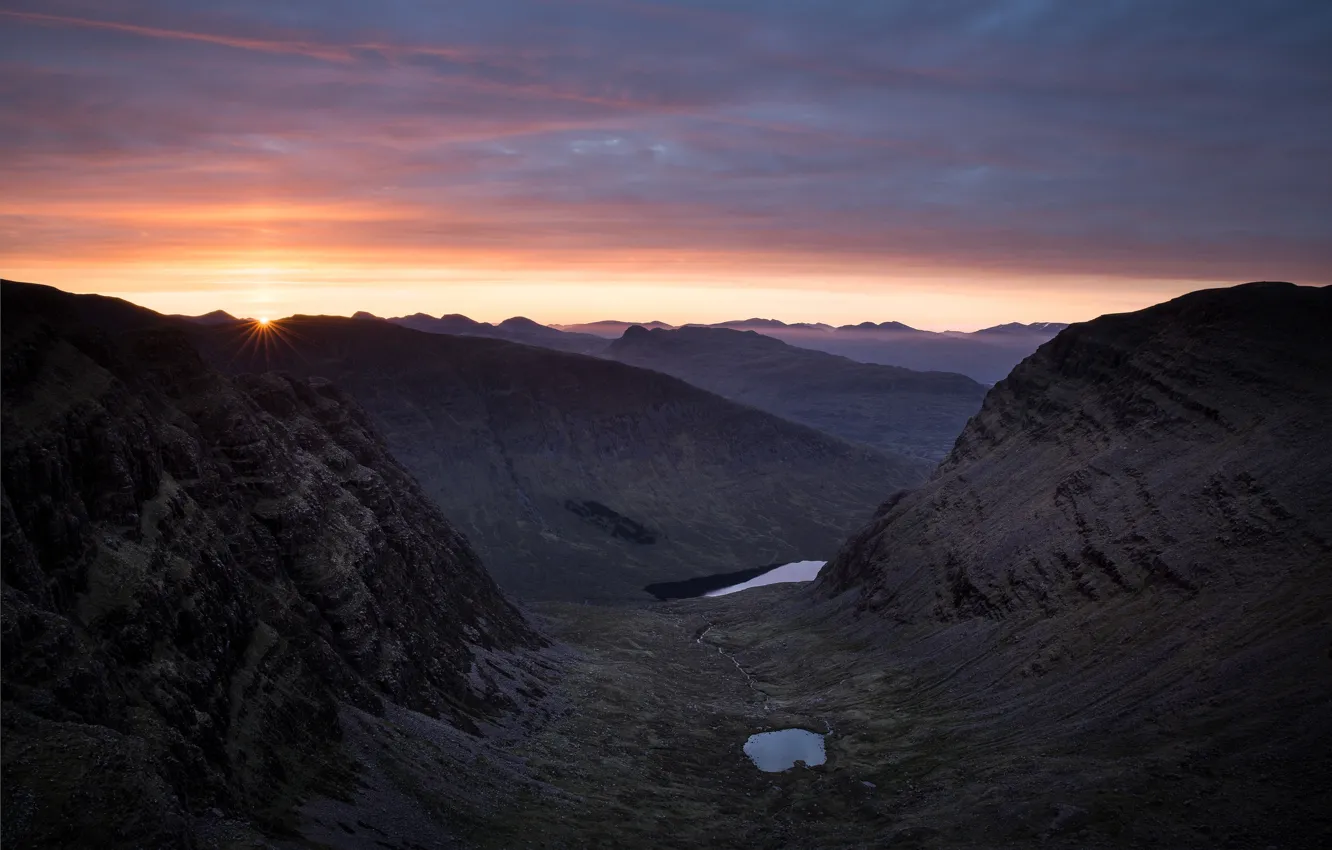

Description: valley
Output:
[4,281,1330,850]
[6,2,1327,847]
[471,580,1330,849]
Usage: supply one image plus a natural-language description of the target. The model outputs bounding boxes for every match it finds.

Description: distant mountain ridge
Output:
[370,310,609,354]
[608,325,987,461]
[170,308,245,324]
[379,312,1068,382]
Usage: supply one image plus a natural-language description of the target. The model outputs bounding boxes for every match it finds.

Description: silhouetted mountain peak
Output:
[174,308,241,324]
[497,316,547,331]
[837,320,918,332]
[973,320,1068,335]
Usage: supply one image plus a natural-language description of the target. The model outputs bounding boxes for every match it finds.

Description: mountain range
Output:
[325,312,1068,383]
[7,282,929,602]
[189,314,929,601]
[6,279,1328,848]
[607,324,988,461]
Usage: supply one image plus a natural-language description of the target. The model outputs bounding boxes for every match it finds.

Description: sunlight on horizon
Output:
[2,260,1235,332]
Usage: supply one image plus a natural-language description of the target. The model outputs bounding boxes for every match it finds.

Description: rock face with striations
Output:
[819,282,1332,615]
[1,284,545,847]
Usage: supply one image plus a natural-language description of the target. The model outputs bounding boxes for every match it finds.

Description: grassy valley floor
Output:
[471,586,1332,850]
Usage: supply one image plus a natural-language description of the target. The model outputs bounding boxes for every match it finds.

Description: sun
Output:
[257,316,270,326]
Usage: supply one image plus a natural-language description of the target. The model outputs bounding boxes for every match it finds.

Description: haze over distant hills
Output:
[694,318,1068,383]
[554,320,675,335]
[608,325,987,461]
[361,312,1068,383]
[356,310,609,355]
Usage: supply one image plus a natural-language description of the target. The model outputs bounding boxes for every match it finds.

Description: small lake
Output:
[743,729,827,772]
[705,560,825,597]
[643,560,828,600]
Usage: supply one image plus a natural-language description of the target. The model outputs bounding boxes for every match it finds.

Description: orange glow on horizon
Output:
[2,252,1254,332]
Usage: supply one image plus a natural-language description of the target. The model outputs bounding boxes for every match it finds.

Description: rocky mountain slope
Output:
[1,283,550,847]
[819,281,1332,613]
[799,281,1332,846]
[183,313,929,601]
[607,325,987,461]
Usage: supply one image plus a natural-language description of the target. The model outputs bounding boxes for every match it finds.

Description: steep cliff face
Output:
[820,282,1332,618]
[1,296,544,847]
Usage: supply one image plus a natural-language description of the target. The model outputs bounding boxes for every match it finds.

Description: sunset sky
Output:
[3,1,1329,330]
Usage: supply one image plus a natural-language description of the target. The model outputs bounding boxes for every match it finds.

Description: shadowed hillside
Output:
[820,282,1332,612]
[608,324,987,461]
[793,280,1332,846]
[185,312,930,601]
[1,286,551,847]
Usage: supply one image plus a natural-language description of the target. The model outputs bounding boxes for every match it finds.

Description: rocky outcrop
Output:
[1,287,545,847]
[819,282,1332,617]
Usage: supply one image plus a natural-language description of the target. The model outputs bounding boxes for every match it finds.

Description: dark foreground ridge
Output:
[1,285,553,847]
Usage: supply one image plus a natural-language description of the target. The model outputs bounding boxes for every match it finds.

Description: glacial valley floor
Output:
[463,586,1332,849]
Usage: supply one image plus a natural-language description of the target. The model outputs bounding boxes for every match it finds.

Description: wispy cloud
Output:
[2,0,1329,322]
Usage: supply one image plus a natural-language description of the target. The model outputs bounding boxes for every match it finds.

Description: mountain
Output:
[718,321,1063,384]
[972,320,1070,335]
[804,281,1332,845]
[386,312,608,355]
[701,318,792,330]
[1,282,549,847]
[172,308,242,325]
[607,325,987,461]
[836,320,918,332]
[177,317,933,602]
[553,320,675,337]
[820,282,1331,611]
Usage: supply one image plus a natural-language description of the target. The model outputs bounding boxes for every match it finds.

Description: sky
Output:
[2,0,1330,330]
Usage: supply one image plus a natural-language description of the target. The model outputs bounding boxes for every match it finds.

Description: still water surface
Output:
[743,729,827,771]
